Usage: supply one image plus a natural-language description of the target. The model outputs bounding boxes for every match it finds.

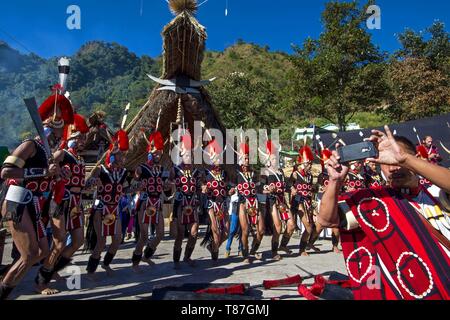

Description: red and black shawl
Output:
[339,187,450,300]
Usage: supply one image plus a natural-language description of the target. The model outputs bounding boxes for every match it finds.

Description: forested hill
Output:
[1,11,449,150]
[0,40,292,149]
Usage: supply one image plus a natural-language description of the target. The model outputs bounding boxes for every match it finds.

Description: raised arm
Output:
[317,146,349,228]
[403,154,450,193]
[1,141,36,180]
[2,141,58,180]
[367,126,450,194]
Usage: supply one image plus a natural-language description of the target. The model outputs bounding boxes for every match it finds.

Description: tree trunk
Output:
[338,112,346,132]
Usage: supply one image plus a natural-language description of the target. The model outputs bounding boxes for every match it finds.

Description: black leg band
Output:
[144,246,155,259]
[280,235,290,248]
[211,251,219,261]
[299,241,308,252]
[271,241,279,254]
[54,256,72,273]
[184,246,195,260]
[250,240,261,255]
[86,256,100,274]
[34,266,54,285]
[0,283,15,300]
[103,252,115,267]
[132,253,142,265]
[173,249,182,263]
[332,234,339,247]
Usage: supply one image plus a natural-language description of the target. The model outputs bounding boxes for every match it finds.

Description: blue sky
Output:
[0,0,448,58]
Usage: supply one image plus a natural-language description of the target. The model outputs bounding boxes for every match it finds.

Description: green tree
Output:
[288,1,387,132]
[386,22,450,121]
[396,21,450,74]
[209,72,279,130]
[385,57,450,122]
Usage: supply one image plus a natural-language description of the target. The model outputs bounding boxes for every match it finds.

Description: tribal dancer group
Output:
[1,61,449,301]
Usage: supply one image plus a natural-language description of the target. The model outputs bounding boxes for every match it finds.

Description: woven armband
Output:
[3,156,26,168]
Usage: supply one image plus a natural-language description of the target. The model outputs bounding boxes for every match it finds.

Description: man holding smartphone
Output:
[318,126,450,300]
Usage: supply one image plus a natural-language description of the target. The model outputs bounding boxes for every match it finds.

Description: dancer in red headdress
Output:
[84,129,130,279]
[169,132,202,268]
[131,122,169,272]
[260,140,296,261]
[0,74,74,299]
[34,113,89,295]
[290,143,318,256]
[233,142,265,263]
[308,137,342,254]
[201,138,230,264]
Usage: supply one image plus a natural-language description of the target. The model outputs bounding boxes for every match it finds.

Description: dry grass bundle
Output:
[112,0,234,178]
[169,0,198,16]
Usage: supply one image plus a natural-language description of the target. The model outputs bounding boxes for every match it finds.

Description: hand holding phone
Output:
[337,142,378,164]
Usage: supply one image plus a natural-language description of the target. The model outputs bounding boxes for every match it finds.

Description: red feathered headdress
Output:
[105,129,129,167]
[39,91,74,126]
[62,114,89,147]
[266,140,276,155]
[146,131,164,153]
[321,148,332,162]
[109,129,129,154]
[73,114,89,134]
[240,143,249,156]
[298,145,314,164]
[207,139,222,155]
[181,133,192,151]
[259,140,279,165]
[205,139,223,162]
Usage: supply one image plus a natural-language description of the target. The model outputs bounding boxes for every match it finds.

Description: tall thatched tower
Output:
[124,0,226,169]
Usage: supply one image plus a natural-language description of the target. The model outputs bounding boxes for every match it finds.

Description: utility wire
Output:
[0,26,34,54]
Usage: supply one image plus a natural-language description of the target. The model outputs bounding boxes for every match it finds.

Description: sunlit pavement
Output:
[3,228,349,300]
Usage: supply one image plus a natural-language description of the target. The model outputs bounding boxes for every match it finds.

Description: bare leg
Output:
[208,210,220,264]
[270,205,282,261]
[1,209,41,299]
[184,221,198,266]
[219,215,230,247]
[249,209,264,260]
[173,208,184,269]
[62,227,84,258]
[332,228,341,253]
[143,213,164,265]
[36,215,66,295]
[102,219,123,277]
[299,204,314,256]
[279,210,296,255]
[86,212,106,281]
[132,208,149,272]
[52,227,84,281]
[238,204,250,263]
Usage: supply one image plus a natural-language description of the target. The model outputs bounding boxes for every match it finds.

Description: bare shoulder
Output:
[11,140,36,160]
